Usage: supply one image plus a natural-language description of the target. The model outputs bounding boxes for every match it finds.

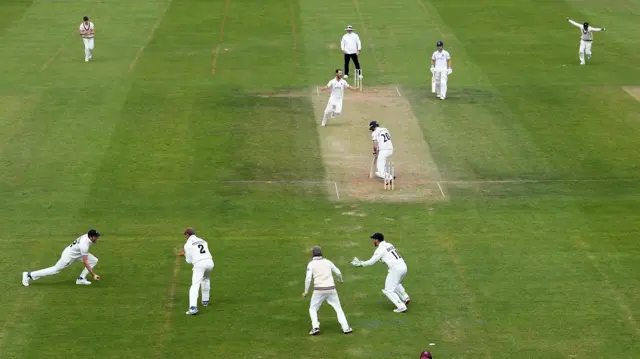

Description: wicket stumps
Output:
[384,162,395,190]
[355,69,363,91]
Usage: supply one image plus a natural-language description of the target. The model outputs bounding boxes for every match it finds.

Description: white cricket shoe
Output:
[85,57,89,62]
[185,306,199,315]
[76,278,92,285]
[309,328,320,335]
[22,272,30,287]
[343,328,353,334]
[393,307,408,313]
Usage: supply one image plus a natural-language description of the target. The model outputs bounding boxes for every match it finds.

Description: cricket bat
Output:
[369,154,377,178]
[431,75,436,93]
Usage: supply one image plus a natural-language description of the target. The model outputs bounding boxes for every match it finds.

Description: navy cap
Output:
[88,229,100,237]
[436,40,443,47]
[83,16,89,21]
[370,232,384,241]
[420,352,433,359]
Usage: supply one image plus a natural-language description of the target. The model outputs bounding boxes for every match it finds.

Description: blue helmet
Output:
[436,40,443,47]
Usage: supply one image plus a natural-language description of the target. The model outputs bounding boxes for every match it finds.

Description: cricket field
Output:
[0,0,639,358]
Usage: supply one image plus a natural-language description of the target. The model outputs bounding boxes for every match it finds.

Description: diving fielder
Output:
[79,16,95,62]
[566,17,605,65]
[369,121,394,183]
[430,41,452,100]
[177,227,214,315]
[22,229,101,286]
[302,246,353,335]
[352,233,410,313]
[318,69,359,127]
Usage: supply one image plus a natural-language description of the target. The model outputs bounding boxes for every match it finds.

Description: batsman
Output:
[369,121,394,184]
[430,40,452,100]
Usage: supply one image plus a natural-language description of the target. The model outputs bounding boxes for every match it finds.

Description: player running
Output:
[318,69,359,127]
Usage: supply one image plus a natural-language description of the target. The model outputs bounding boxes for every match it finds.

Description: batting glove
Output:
[430,67,435,74]
[447,68,452,75]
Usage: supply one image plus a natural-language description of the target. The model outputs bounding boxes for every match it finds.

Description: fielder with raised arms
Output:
[369,120,394,184]
[431,40,452,100]
[302,246,353,335]
[566,17,605,65]
[318,69,359,127]
[352,232,410,313]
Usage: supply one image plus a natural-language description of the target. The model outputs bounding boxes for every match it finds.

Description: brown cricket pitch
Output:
[312,86,445,202]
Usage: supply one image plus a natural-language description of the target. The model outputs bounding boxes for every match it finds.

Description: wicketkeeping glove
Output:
[351,257,363,267]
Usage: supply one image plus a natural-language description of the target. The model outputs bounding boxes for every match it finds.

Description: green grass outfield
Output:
[1,0,640,358]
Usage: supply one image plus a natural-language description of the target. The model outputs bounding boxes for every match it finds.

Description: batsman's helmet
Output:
[583,22,589,28]
[368,120,379,131]
[436,40,443,47]
[420,351,433,359]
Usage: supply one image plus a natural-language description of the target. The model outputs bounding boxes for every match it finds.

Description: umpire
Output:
[341,25,362,79]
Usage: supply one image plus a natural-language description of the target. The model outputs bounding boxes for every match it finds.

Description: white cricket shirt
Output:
[327,78,350,100]
[361,241,405,269]
[372,127,393,151]
[184,235,213,265]
[568,20,603,41]
[305,257,343,292]
[341,32,362,54]
[66,234,94,259]
[431,50,451,70]
[79,22,95,38]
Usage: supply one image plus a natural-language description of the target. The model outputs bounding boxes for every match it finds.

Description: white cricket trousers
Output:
[375,148,393,180]
[82,37,94,59]
[579,40,592,64]
[30,248,98,280]
[309,289,350,331]
[433,70,449,98]
[382,262,410,310]
[321,97,343,125]
[190,259,214,308]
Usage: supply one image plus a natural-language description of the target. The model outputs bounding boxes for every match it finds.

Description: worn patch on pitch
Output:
[312,86,444,202]
[622,86,640,102]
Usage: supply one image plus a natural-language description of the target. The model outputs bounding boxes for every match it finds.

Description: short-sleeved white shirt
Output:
[431,50,451,70]
[372,127,393,151]
[79,21,95,38]
[184,235,213,265]
[66,234,93,259]
[327,78,350,100]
